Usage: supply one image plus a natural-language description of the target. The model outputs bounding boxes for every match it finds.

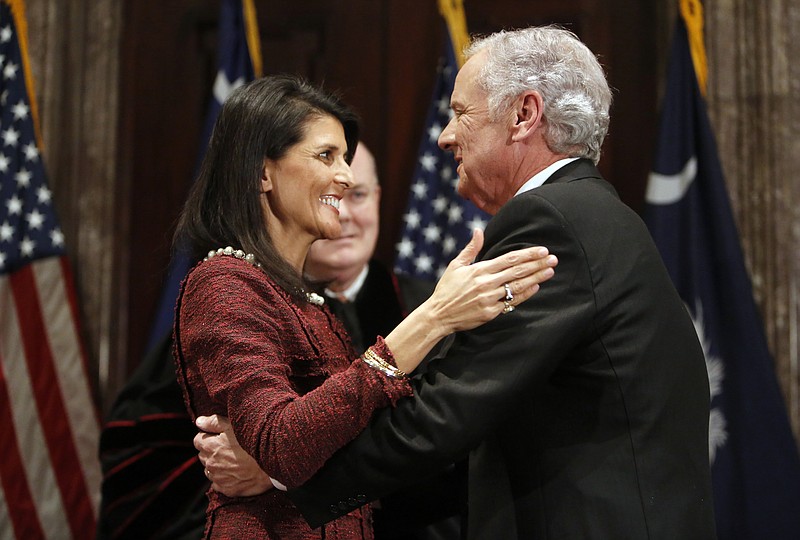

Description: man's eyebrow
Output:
[450,99,465,111]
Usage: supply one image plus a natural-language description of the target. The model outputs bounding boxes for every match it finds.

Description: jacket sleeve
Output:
[287,191,599,526]
[176,261,412,488]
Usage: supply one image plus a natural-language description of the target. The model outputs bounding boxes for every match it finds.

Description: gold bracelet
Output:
[362,347,407,379]
[362,355,396,377]
[365,348,407,378]
[363,348,405,378]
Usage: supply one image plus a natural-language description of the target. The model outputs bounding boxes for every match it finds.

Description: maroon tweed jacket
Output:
[174,255,412,539]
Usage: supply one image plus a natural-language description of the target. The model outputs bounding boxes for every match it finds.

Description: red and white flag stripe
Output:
[0,257,100,539]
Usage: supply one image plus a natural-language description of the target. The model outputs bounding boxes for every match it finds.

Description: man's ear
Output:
[511,91,544,142]
[260,160,273,193]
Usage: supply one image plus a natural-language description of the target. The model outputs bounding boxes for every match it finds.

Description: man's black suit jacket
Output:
[288,159,716,539]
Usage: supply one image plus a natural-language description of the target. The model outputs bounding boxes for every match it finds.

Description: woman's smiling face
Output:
[260,114,354,261]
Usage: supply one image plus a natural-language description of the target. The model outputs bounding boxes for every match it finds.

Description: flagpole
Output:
[242,0,263,77]
[437,0,470,68]
[679,0,708,96]
[5,0,42,145]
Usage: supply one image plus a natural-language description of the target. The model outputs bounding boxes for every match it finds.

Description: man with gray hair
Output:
[203,26,716,539]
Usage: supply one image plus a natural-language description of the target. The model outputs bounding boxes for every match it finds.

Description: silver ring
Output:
[503,300,515,314]
[503,283,514,302]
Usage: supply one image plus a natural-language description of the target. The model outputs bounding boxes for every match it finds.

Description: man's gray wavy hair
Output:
[465,26,612,164]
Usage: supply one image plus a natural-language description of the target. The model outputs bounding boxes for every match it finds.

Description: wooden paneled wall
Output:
[703,0,800,439]
[25,0,122,404]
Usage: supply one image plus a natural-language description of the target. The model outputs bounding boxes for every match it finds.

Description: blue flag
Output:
[644,16,800,539]
[393,30,490,280]
[145,0,260,353]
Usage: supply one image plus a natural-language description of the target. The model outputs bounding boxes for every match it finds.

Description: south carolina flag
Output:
[644,1,800,538]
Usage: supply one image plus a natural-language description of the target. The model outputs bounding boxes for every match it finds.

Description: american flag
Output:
[393,29,490,281]
[0,0,100,538]
[644,2,800,536]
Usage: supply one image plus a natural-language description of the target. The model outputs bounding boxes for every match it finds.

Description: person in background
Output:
[305,143,431,354]
[172,74,555,539]
[202,26,716,539]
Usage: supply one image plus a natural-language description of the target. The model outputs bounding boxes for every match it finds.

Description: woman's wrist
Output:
[384,304,448,374]
[415,295,453,338]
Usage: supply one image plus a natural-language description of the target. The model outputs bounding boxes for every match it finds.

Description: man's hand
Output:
[195,414,273,497]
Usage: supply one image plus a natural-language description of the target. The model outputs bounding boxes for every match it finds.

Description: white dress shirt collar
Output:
[514,157,581,197]
[324,264,369,302]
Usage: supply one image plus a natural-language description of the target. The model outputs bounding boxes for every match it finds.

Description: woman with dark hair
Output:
[173,75,556,539]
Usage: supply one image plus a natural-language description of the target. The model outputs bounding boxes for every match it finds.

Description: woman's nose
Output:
[335,160,354,189]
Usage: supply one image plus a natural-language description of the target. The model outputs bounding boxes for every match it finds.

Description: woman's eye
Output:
[318,151,332,161]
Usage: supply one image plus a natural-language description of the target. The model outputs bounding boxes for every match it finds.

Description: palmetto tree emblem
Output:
[688,300,727,464]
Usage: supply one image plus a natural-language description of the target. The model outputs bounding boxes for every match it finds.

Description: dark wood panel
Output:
[460,0,658,213]
[378,0,442,264]
[120,0,219,376]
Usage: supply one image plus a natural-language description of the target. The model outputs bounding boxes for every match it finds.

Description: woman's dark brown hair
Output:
[175,75,359,300]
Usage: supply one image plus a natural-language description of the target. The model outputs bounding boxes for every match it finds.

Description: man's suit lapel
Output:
[541,157,604,186]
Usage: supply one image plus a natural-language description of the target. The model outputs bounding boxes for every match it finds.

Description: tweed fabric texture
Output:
[174,255,412,539]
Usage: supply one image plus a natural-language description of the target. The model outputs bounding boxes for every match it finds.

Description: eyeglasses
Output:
[342,185,378,206]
